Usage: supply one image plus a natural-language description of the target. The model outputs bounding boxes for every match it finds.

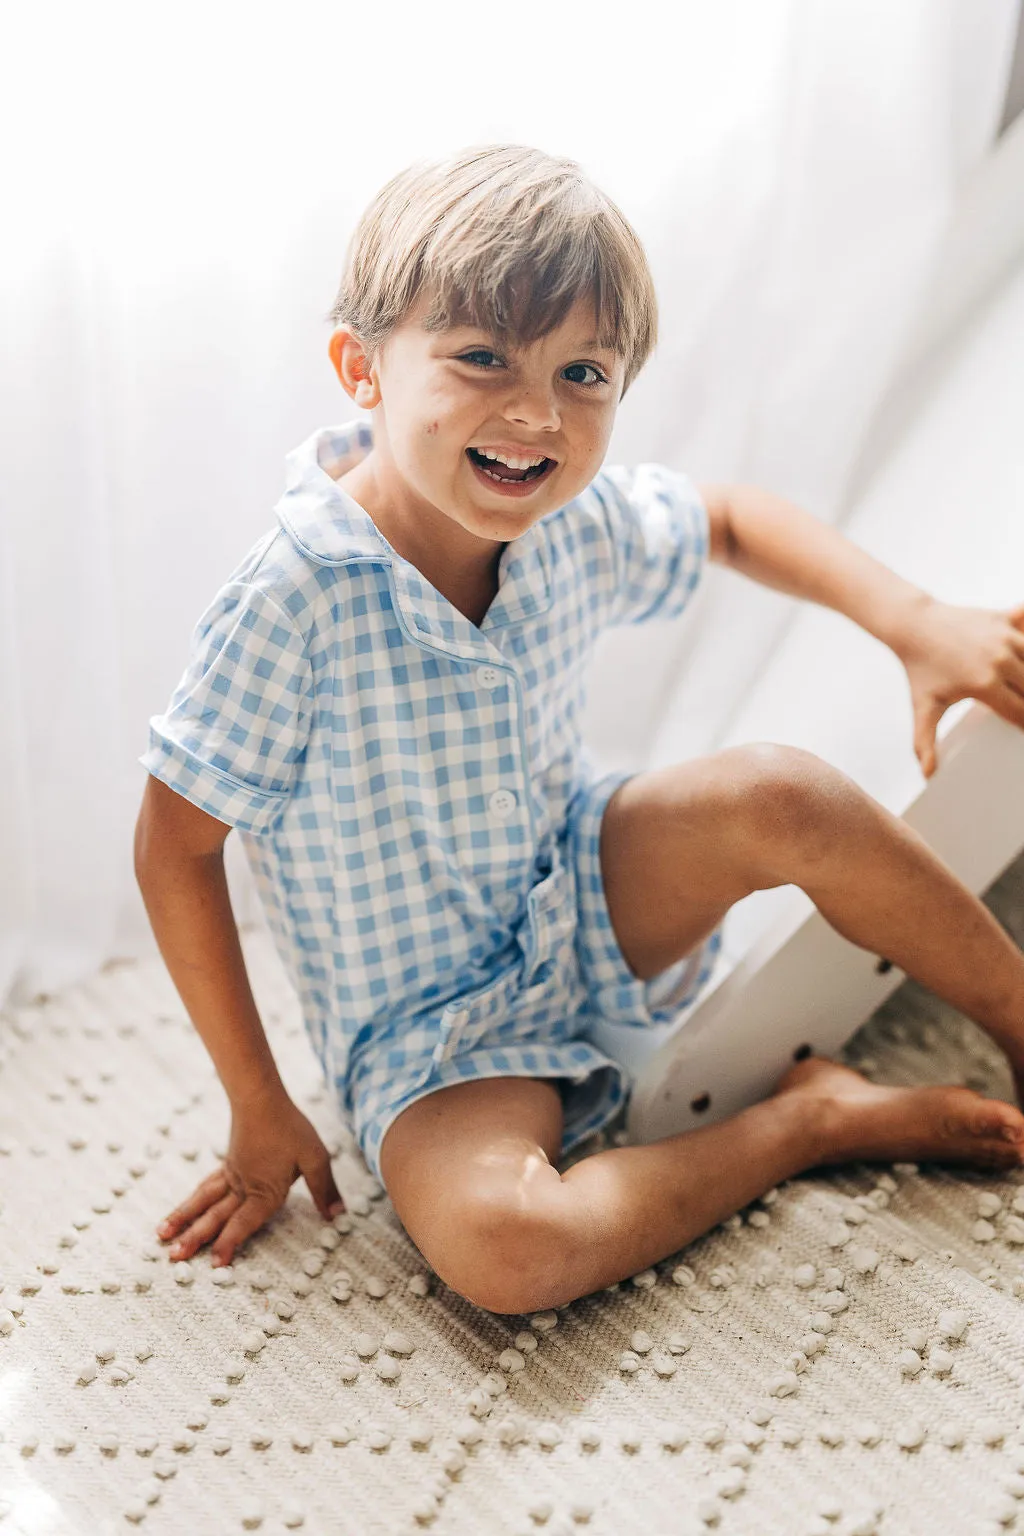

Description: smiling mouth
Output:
[465,448,555,484]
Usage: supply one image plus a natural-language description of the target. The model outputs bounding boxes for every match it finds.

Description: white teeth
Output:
[471,449,547,470]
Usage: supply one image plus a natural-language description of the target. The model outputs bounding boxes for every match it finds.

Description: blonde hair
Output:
[325,143,658,400]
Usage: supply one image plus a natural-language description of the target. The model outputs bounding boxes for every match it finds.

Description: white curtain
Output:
[1,0,1018,1010]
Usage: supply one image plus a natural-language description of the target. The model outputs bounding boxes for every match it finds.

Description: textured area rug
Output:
[5,855,1024,1536]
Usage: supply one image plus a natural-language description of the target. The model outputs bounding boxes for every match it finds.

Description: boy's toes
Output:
[989,1106,1024,1142]
[960,1092,1023,1140]
[974,1103,1024,1166]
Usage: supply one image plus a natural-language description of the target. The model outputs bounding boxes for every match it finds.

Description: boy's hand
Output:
[894,599,1024,778]
[155,1091,345,1267]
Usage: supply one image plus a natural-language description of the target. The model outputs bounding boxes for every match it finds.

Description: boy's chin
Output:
[453,507,535,543]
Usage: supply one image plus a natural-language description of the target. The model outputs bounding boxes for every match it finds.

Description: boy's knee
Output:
[726,743,866,879]
[428,1179,572,1316]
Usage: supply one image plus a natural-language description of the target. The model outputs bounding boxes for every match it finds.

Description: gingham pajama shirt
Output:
[140,419,722,1183]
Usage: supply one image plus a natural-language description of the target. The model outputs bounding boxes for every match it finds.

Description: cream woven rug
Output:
[5,857,1024,1536]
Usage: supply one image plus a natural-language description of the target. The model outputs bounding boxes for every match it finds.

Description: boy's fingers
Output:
[210,1197,275,1268]
[157,1167,230,1238]
[301,1156,345,1221]
[166,1192,239,1261]
[994,681,1024,729]
[912,700,944,778]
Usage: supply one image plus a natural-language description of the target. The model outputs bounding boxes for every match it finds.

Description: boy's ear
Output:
[328,327,379,408]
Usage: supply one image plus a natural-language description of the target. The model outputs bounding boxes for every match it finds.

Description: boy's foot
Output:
[772,1055,1024,1171]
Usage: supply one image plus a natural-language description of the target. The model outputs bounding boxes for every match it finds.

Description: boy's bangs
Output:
[420,251,626,359]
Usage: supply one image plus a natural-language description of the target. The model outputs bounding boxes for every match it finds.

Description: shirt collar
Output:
[276,419,385,563]
[275,420,553,655]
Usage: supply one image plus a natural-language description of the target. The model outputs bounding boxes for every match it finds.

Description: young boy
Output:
[137,142,1024,1316]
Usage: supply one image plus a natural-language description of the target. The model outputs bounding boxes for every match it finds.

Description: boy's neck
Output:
[336,457,506,629]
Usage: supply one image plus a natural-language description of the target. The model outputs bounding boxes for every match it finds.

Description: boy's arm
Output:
[700,483,929,650]
[133,776,288,1110]
[135,775,344,1265]
[700,483,1024,776]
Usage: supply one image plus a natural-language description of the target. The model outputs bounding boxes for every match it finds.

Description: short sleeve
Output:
[597,462,710,626]
[139,582,314,835]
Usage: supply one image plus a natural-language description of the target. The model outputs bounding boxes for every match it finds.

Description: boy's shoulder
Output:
[589,460,706,522]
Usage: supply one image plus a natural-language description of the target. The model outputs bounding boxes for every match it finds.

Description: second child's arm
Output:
[135,777,344,1264]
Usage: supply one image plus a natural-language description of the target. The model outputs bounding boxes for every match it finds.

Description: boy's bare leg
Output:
[382,741,1024,1314]
[381,1063,1024,1315]
[599,743,1024,1102]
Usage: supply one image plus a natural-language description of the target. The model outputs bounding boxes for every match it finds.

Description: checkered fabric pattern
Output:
[140,419,720,1182]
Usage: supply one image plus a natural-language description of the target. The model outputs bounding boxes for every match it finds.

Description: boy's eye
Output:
[456,350,607,388]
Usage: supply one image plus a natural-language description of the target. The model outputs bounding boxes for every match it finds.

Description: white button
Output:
[494,891,519,916]
[446,1007,470,1028]
[488,788,517,819]
[476,666,502,689]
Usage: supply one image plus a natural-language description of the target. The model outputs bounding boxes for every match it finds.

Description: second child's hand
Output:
[155,1089,345,1267]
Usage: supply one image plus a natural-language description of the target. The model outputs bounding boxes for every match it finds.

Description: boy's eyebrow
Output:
[444,325,619,357]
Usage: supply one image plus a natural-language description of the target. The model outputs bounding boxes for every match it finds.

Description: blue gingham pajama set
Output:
[140,420,722,1185]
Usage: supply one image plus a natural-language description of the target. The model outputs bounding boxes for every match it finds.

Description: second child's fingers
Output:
[156,1167,230,1240]
[166,1191,241,1262]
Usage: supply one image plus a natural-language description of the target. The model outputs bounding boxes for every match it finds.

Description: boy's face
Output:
[328,290,625,560]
